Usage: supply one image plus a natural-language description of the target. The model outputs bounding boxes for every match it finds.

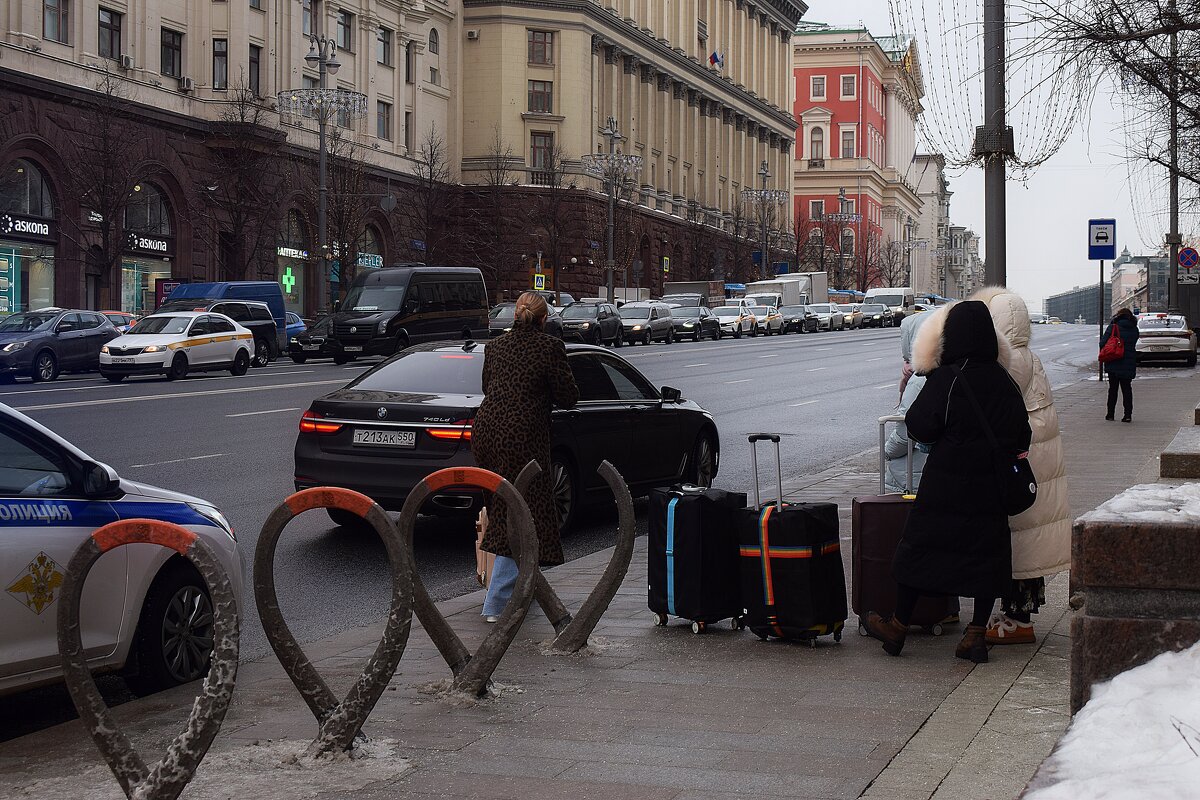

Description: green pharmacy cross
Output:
[281,266,296,294]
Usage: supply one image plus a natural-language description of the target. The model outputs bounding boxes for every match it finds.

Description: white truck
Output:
[662,280,726,307]
[594,287,650,305]
[743,273,828,309]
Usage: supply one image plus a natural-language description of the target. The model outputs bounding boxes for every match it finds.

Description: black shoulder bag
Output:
[953,367,1038,516]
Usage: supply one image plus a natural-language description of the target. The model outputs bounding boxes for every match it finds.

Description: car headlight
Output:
[101,345,110,354]
[378,321,388,335]
[2,341,27,352]
[683,322,695,327]
[632,325,642,331]
[188,502,236,542]
[874,315,882,319]
[290,337,298,344]
[581,322,591,329]
[142,345,165,353]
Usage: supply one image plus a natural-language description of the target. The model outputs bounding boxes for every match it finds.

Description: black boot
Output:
[956,624,989,664]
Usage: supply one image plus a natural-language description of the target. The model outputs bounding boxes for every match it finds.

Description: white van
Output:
[865,287,915,322]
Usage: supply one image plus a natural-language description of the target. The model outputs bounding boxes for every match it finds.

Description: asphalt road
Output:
[0,319,1101,738]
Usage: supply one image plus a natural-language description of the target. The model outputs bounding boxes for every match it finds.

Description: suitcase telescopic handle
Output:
[747,433,784,511]
[877,415,914,495]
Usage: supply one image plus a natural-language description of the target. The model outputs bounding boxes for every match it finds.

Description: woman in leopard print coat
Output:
[476,292,579,616]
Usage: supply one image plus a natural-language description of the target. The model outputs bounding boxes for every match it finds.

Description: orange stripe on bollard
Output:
[92,519,197,555]
[285,487,376,517]
[424,467,502,493]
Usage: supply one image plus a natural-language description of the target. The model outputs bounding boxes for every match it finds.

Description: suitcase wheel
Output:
[807,638,818,649]
[858,623,869,637]
[691,621,707,635]
[834,628,843,643]
[731,617,746,631]
[652,612,668,627]
[929,623,944,637]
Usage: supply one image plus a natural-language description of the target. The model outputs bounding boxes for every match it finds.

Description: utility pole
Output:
[1167,0,1181,312]
[979,0,1013,287]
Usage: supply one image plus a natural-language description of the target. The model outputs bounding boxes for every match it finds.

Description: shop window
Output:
[213,38,228,90]
[528,30,553,64]
[98,7,122,60]
[44,0,69,44]
[161,28,183,78]
[356,226,384,269]
[1,160,56,218]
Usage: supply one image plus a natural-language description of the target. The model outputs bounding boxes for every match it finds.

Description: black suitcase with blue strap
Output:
[648,485,746,634]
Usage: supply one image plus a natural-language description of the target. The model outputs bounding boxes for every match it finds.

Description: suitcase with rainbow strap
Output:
[648,485,746,634]
[738,434,847,645]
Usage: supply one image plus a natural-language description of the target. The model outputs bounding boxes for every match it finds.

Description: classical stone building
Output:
[0,0,456,315]
[911,152,950,298]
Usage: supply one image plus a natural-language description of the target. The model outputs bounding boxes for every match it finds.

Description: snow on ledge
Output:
[1080,483,1200,526]
[1025,643,1200,800]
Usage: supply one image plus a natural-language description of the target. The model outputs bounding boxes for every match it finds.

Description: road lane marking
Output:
[816,348,832,351]
[758,354,779,358]
[10,379,348,412]
[807,367,826,372]
[866,357,883,362]
[130,453,227,468]
[0,370,316,396]
[227,407,301,418]
[876,383,897,390]
[789,400,819,407]
[683,363,708,368]
[724,378,751,384]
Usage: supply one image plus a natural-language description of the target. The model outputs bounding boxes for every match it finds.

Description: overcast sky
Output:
[800,0,1191,310]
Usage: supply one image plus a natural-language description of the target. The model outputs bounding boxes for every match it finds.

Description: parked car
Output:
[285,312,307,341]
[157,298,278,367]
[560,302,623,346]
[807,303,845,331]
[619,302,675,345]
[293,342,719,531]
[778,304,819,333]
[837,304,864,330]
[100,312,254,381]
[1136,313,1198,367]
[667,306,721,341]
[102,311,137,333]
[532,290,576,309]
[0,309,119,383]
[750,306,785,335]
[660,293,705,308]
[1029,313,1049,324]
[160,281,287,351]
[858,303,896,328]
[0,403,242,696]
[289,316,338,363]
[488,303,564,339]
[712,305,756,338]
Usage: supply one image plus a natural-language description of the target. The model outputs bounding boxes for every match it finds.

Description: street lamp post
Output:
[741,161,788,280]
[277,33,367,313]
[825,187,862,292]
[581,118,643,304]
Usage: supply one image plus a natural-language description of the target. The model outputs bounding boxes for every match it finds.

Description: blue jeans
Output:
[482,555,518,616]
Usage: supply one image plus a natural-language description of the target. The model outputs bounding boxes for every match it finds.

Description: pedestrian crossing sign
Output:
[533,273,546,291]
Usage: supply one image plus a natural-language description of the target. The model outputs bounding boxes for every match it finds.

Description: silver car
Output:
[0,403,243,696]
[807,303,845,331]
[1136,313,1198,367]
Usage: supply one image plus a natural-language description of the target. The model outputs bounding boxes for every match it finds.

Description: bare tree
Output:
[685,202,718,282]
[461,129,518,291]
[525,143,579,303]
[727,198,754,285]
[324,126,375,293]
[872,238,909,289]
[64,69,148,307]
[200,79,287,282]
[405,125,453,264]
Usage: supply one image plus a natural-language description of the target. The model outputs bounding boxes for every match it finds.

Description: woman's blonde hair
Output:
[514,291,549,328]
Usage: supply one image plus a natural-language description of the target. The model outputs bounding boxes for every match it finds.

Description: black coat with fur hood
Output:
[895,301,1033,599]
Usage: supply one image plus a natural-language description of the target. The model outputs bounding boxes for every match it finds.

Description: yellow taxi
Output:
[99,311,254,382]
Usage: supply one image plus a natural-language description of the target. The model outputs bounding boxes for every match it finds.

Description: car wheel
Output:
[613,331,623,348]
[166,353,188,381]
[290,354,308,364]
[231,350,250,376]
[328,508,372,530]
[751,325,758,337]
[734,328,742,339]
[666,328,674,344]
[30,350,58,383]
[642,331,651,346]
[551,454,578,531]
[252,338,271,367]
[333,354,350,365]
[591,328,603,346]
[392,334,410,356]
[686,432,717,488]
[127,562,214,695]
[103,373,125,383]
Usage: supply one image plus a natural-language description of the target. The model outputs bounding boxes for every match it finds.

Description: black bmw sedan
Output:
[293,341,720,529]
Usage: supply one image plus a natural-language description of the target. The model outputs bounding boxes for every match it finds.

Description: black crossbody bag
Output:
[953,367,1038,516]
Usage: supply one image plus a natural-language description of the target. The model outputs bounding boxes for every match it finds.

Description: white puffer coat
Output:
[971,287,1071,579]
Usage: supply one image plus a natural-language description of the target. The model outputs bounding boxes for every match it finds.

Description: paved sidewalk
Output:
[1,371,1195,800]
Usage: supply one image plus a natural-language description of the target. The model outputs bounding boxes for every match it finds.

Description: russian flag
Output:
[708,50,725,69]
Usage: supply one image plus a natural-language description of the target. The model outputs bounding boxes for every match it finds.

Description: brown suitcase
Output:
[851,416,959,637]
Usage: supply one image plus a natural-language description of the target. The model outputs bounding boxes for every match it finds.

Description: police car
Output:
[0,403,242,696]
[99,311,254,382]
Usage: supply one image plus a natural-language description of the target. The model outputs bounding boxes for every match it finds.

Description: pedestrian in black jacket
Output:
[1102,308,1139,422]
[863,301,1032,663]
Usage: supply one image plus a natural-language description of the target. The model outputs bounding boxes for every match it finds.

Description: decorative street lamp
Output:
[277,32,367,313]
[581,117,643,304]
[741,161,789,279]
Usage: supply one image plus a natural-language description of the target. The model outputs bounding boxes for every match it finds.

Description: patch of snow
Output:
[536,635,628,656]
[1026,643,1200,800]
[1083,483,1200,524]
[415,677,523,706]
[8,738,412,799]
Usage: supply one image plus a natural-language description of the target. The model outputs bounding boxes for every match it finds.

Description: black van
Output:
[329,266,489,363]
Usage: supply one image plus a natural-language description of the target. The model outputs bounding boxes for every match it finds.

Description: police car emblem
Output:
[377,407,388,419]
[7,551,65,615]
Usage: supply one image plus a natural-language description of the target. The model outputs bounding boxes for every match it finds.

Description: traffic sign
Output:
[533,273,546,291]
[1088,218,1116,261]
[1180,273,1200,285]
[662,256,670,274]
[1180,247,1199,270]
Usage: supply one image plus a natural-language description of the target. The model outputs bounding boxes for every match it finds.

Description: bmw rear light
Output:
[299,409,343,435]
[426,419,473,441]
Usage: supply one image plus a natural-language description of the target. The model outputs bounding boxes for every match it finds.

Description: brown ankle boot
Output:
[863,611,908,656]
[956,624,989,663]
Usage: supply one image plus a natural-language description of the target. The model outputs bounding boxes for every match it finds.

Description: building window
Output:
[841,129,855,159]
[98,8,121,59]
[429,67,440,86]
[841,74,856,99]
[377,101,392,140]
[404,110,413,150]
[160,28,183,78]
[428,28,439,55]
[809,127,824,160]
[249,44,261,95]
[810,200,824,220]
[404,43,414,84]
[249,0,262,9]
[527,80,553,113]
[213,38,228,89]
[44,0,69,44]
[530,132,554,170]
[377,27,392,66]
[528,30,553,64]
[336,10,353,50]
[810,75,825,100]
[302,0,312,36]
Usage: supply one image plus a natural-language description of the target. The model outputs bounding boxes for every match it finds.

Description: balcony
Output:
[807,158,826,169]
